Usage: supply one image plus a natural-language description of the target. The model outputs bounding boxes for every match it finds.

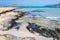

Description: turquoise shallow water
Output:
[14,8,60,18]
[13,6,60,20]
[17,6,60,8]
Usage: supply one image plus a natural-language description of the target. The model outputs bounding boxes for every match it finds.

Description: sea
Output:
[13,6,60,21]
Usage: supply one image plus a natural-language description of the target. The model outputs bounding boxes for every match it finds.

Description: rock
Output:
[0,34,15,40]
[0,36,8,40]
[0,11,20,31]
[0,20,12,31]
[0,17,17,31]
[0,34,36,40]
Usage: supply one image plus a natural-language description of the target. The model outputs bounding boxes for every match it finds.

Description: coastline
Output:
[0,7,60,40]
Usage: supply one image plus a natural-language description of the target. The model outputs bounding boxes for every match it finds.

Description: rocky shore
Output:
[0,7,59,40]
[0,7,26,31]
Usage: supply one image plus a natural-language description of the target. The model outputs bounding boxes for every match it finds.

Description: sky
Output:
[0,0,60,6]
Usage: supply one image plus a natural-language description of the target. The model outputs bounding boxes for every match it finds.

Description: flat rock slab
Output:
[0,7,16,13]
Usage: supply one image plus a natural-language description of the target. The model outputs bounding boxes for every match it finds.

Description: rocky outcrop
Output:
[0,7,16,14]
[0,34,36,40]
[0,7,20,31]
[0,7,27,31]
[0,18,16,31]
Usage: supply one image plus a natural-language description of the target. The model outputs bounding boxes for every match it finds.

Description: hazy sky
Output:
[0,0,60,6]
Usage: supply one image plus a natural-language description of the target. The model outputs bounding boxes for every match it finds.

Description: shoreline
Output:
[0,7,59,40]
